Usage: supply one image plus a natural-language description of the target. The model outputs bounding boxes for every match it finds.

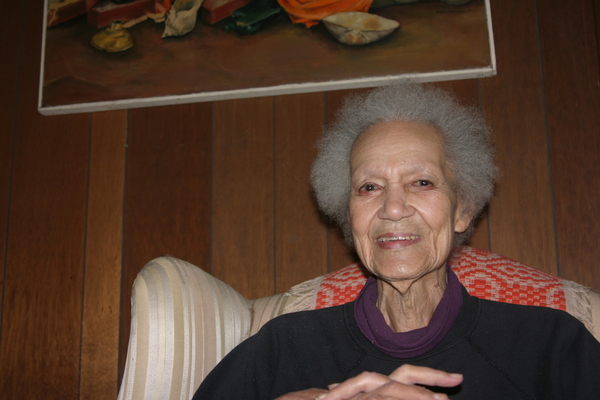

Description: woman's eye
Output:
[416,180,433,187]
[359,183,377,192]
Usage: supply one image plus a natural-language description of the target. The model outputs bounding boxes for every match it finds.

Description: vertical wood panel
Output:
[537,0,600,288]
[122,103,212,375]
[596,0,600,58]
[0,0,22,330]
[1,116,90,398]
[0,0,91,397]
[0,109,11,340]
[275,93,328,292]
[81,111,127,399]
[480,0,557,273]
[212,98,275,298]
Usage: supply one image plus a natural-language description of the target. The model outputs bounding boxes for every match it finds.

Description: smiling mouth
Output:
[377,236,420,242]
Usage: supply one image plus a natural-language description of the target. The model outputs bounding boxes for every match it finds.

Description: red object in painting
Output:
[201,0,254,24]
[277,0,373,27]
[47,0,100,27]
[87,0,156,27]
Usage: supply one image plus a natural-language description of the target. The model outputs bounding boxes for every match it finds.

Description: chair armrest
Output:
[250,275,325,335]
[118,256,253,400]
[589,290,600,341]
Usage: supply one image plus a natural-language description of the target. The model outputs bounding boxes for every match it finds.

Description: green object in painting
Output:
[223,2,283,34]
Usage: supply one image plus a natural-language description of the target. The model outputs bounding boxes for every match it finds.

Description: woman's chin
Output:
[365,252,445,283]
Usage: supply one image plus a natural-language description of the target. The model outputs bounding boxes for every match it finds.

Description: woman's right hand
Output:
[315,365,463,400]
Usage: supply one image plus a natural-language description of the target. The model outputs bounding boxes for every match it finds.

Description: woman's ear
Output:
[454,202,474,234]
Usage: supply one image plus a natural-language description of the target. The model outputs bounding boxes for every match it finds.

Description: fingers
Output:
[275,388,328,400]
[315,365,462,400]
[316,372,443,400]
[318,371,393,399]
[389,364,463,388]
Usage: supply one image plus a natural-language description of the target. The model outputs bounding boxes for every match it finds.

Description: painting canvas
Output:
[39,0,495,115]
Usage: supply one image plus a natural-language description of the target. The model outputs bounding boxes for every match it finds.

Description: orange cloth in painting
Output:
[277,0,373,27]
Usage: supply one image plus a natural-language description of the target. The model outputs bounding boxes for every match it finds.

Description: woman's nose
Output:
[377,187,414,221]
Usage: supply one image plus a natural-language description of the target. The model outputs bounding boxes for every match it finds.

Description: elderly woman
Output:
[194,84,600,400]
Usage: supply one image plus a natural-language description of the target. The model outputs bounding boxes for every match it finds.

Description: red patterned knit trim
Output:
[315,247,566,311]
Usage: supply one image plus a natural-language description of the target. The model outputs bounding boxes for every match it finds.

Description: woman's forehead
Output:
[351,121,447,167]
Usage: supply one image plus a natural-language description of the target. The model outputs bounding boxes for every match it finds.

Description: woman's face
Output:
[349,121,471,284]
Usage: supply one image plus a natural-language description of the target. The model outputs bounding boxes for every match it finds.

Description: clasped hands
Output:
[276,365,463,400]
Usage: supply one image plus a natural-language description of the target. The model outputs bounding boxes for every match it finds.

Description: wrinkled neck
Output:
[376,267,447,332]
[353,264,464,359]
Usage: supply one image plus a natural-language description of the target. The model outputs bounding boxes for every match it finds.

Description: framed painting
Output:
[39,0,495,115]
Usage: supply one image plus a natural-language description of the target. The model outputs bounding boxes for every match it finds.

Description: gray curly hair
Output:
[310,83,498,246]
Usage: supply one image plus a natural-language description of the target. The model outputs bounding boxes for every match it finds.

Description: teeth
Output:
[378,236,419,242]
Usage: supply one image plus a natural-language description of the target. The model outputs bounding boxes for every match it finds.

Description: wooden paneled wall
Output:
[1,0,599,398]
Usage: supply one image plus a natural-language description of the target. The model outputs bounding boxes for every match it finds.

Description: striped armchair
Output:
[117,247,600,400]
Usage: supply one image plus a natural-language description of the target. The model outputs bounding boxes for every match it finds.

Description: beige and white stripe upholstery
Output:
[118,257,254,400]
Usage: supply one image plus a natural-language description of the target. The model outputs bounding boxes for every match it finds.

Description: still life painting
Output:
[39,0,495,115]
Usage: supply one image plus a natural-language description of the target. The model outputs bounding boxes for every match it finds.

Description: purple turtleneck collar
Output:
[354,264,463,359]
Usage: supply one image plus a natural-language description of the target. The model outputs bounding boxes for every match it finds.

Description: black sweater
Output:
[194,288,600,399]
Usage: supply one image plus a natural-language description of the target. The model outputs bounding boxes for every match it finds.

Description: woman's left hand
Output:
[313,365,463,400]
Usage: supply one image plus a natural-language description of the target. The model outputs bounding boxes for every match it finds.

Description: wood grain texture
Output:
[121,102,212,376]
[212,97,275,298]
[0,116,90,398]
[274,93,328,292]
[80,111,127,399]
[596,0,600,60]
[480,0,557,273]
[0,0,21,331]
[0,113,11,342]
[0,0,91,397]
[537,0,600,288]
